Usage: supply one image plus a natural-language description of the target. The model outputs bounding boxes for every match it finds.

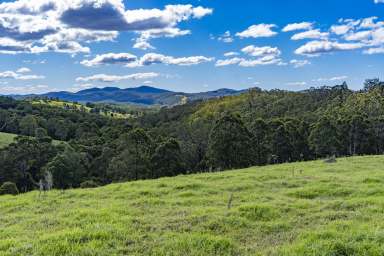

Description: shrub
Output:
[0,182,19,195]
[80,180,99,189]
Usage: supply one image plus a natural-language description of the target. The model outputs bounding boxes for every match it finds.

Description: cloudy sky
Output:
[0,0,383,94]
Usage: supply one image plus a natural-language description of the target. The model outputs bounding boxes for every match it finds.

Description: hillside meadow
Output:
[0,132,17,149]
[2,156,384,255]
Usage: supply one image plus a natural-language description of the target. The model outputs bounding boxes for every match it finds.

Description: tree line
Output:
[1,78,384,194]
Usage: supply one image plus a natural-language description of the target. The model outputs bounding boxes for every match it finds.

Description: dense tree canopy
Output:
[1,79,384,193]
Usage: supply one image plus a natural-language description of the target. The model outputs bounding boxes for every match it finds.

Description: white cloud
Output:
[313,76,348,82]
[295,40,364,56]
[16,67,31,73]
[344,30,372,41]
[363,47,384,54]
[236,24,277,38]
[0,69,44,80]
[134,27,191,50]
[238,56,285,67]
[216,44,283,67]
[286,81,307,86]
[223,52,239,57]
[81,53,138,67]
[139,53,213,66]
[217,44,284,67]
[331,25,354,35]
[282,22,313,32]
[218,31,234,43]
[290,59,311,68]
[291,29,329,40]
[241,45,281,57]
[216,56,284,68]
[81,52,213,67]
[215,57,243,67]
[133,41,155,50]
[76,72,159,83]
[0,1,212,54]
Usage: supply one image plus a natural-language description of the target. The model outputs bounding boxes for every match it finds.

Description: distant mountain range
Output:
[11,86,246,106]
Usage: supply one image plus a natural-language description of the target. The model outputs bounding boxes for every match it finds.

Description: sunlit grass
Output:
[0,132,17,149]
[1,156,384,255]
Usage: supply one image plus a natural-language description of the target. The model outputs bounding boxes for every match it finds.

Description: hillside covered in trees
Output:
[1,79,384,194]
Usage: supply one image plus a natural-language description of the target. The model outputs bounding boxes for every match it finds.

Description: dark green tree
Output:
[309,117,340,157]
[107,129,152,181]
[207,113,253,170]
[151,138,185,178]
[249,119,269,165]
[43,148,87,190]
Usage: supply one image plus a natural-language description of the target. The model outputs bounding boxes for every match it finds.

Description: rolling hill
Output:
[1,156,384,255]
[12,86,245,106]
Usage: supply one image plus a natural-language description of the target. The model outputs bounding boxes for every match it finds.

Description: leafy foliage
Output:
[0,181,19,195]
[1,79,384,193]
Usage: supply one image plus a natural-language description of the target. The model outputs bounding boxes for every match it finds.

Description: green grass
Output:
[0,132,18,149]
[2,156,384,255]
[31,100,134,119]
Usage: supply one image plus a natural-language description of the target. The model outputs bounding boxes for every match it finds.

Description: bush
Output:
[0,182,19,195]
[80,180,99,189]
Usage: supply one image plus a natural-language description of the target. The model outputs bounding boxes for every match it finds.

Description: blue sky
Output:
[0,0,383,94]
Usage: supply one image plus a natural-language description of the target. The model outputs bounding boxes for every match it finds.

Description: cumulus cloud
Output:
[138,53,213,66]
[216,44,283,67]
[61,2,212,31]
[76,72,159,83]
[291,29,329,40]
[0,0,212,54]
[215,57,243,67]
[290,59,311,68]
[0,68,44,80]
[363,47,384,54]
[134,27,191,50]
[282,22,313,32]
[215,45,284,67]
[223,52,239,57]
[236,24,277,38]
[295,40,364,56]
[16,67,31,73]
[327,17,384,55]
[286,81,307,86]
[241,45,281,57]
[313,76,348,82]
[81,52,213,67]
[81,53,138,67]
[218,31,234,43]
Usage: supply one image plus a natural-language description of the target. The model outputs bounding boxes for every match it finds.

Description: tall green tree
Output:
[309,117,340,157]
[268,120,293,163]
[249,119,269,165]
[43,148,87,190]
[19,115,38,136]
[207,113,253,170]
[151,138,185,178]
[107,129,152,181]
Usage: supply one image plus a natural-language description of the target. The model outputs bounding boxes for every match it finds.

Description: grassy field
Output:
[0,132,18,149]
[0,132,63,149]
[31,100,134,119]
[1,156,384,255]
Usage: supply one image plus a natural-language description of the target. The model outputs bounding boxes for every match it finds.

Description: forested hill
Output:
[12,86,244,106]
[1,78,384,194]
